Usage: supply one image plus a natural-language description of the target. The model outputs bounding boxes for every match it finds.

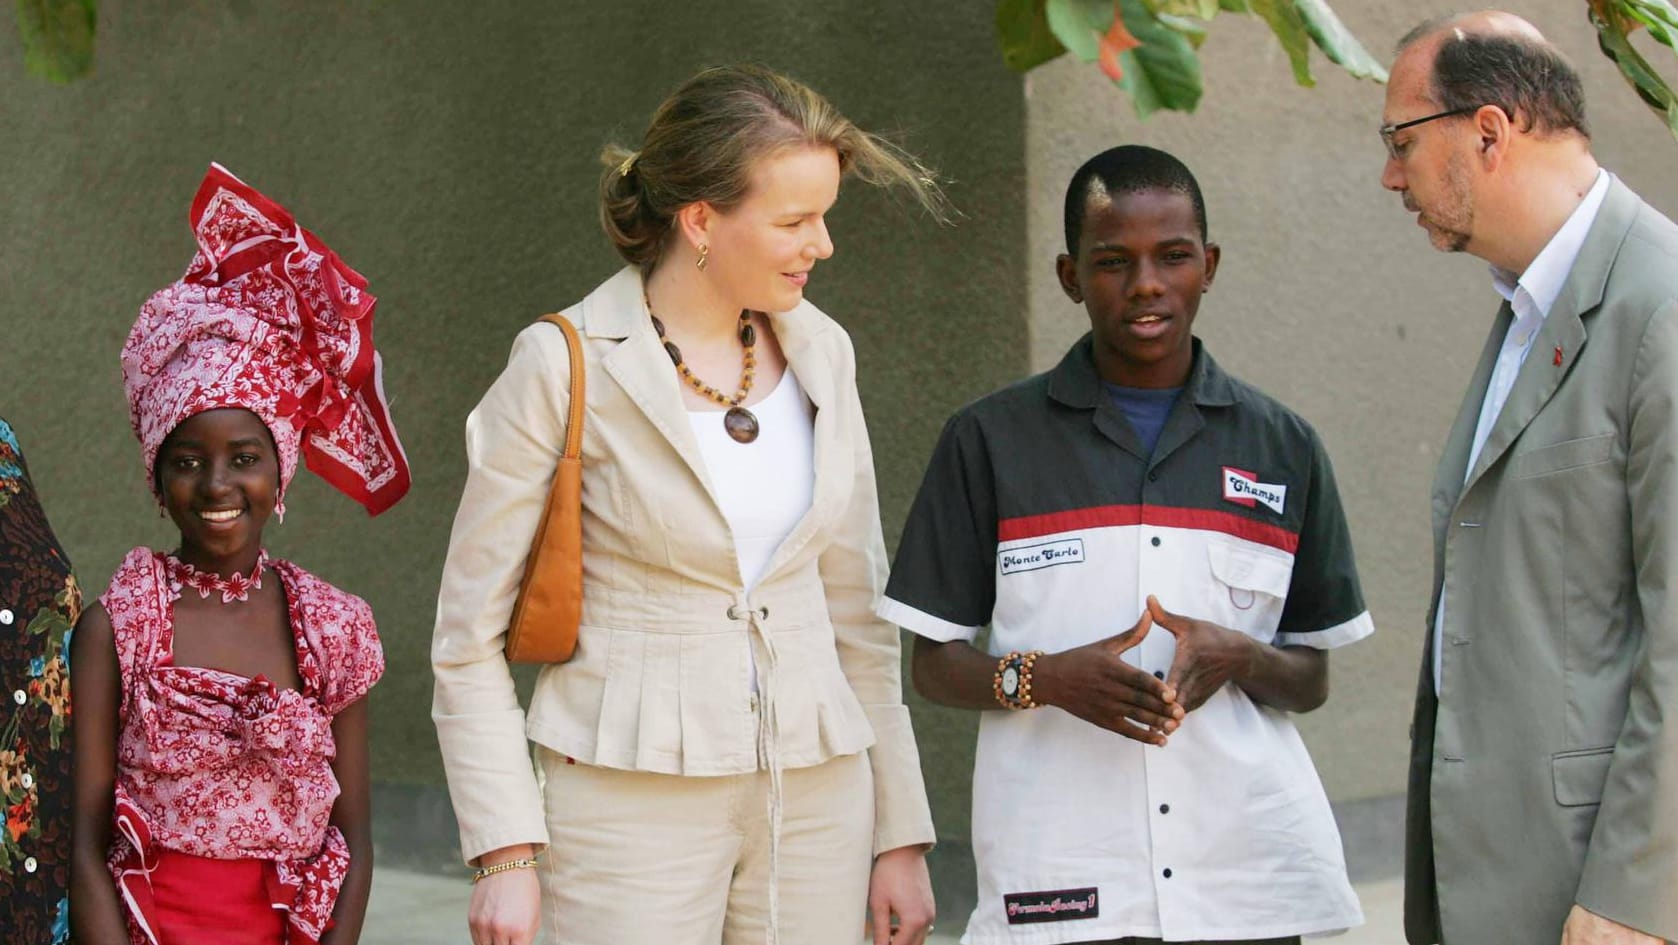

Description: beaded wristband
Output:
[993,650,1043,710]
[472,857,540,883]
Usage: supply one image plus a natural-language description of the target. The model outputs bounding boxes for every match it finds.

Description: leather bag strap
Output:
[538,314,585,458]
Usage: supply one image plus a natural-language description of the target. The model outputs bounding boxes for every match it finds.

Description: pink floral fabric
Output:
[122,163,410,516]
[100,547,383,944]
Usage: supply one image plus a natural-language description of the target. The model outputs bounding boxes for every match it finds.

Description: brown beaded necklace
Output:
[647,295,761,443]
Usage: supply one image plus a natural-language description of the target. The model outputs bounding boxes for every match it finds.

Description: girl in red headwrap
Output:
[68,165,411,945]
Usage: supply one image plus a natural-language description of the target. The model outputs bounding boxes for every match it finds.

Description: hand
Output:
[468,847,542,945]
[1148,595,1257,714]
[1033,609,1183,745]
[868,846,936,945]
[1560,905,1662,944]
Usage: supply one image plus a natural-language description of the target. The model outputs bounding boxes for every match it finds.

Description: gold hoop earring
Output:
[696,244,710,271]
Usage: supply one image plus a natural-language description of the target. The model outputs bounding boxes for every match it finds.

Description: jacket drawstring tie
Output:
[732,599,782,945]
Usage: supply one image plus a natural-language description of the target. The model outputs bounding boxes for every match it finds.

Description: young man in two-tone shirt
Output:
[878,146,1371,945]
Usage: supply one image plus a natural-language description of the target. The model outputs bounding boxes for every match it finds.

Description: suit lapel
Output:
[1460,307,1586,489]
[1434,302,1507,522]
[1458,177,1636,495]
[771,304,835,414]
[587,267,723,507]
[756,305,843,580]
[582,269,845,584]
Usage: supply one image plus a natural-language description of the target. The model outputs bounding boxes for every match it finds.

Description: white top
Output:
[688,370,816,689]
[1433,169,1610,691]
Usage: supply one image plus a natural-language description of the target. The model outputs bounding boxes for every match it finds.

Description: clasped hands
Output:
[1033,595,1254,746]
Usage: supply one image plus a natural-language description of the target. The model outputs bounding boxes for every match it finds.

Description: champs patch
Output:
[1222,466,1286,514]
[999,538,1085,575]
[1003,887,1099,925]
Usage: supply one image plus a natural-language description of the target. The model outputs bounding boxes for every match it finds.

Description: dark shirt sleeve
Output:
[1274,430,1373,648]
[877,411,999,642]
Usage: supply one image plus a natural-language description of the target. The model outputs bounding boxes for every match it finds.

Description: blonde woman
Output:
[432,65,949,945]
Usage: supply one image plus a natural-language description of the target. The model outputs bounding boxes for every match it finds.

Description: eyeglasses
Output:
[1379,107,1477,161]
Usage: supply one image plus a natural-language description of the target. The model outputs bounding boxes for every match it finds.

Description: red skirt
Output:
[139,850,290,945]
[110,791,345,945]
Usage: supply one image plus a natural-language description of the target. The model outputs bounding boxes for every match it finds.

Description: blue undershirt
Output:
[1102,383,1184,456]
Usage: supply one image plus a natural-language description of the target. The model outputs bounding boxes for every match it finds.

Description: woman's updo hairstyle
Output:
[600,64,949,273]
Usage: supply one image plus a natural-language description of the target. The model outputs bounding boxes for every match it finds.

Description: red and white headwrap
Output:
[122,163,410,516]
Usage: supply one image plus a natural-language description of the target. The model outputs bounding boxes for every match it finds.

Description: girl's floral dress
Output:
[100,547,382,944]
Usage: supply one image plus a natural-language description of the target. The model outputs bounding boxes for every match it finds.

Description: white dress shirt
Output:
[1433,169,1610,691]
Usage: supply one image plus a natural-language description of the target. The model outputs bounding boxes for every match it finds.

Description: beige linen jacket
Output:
[432,266,934,865]
[1404,177,1678,943]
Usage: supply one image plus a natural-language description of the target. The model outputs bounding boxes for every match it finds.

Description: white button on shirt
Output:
[1433,169,1610,692]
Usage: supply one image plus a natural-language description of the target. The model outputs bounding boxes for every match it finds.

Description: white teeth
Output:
[200,509,243,522]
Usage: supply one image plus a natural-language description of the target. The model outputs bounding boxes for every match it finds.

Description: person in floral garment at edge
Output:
[0,414,81,945]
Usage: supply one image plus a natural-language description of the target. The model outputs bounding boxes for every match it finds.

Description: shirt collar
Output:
[1489,168,1609,314]
[1047,334,1236,409]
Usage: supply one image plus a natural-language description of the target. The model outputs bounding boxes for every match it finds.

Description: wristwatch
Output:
[993,650,1043,710]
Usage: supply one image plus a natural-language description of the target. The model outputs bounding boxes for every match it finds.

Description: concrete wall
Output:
[1025,0,1678,843]
[0,0,1023,903]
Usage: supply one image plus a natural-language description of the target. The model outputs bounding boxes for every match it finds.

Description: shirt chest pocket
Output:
[1204,539,1294,642]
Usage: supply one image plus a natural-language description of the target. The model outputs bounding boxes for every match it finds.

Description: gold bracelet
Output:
[472,856,539,883]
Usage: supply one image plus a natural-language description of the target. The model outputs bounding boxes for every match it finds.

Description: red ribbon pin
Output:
[1554,345,1564,366]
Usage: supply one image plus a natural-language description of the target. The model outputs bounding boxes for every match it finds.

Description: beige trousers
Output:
[536,747,875,945]
[1087,938,1302,944]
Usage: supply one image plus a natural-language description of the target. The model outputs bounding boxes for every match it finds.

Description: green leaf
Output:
[1623,0,1678,48]
[1047,0,1203,117]
[1156,11,1210,48]
[1294,0,1388,82]
[1591,3,1678,141]
[15,0,98,84]
[1045,0,1108,62]
[1247,0,1315,86]
[997,0,1069,72]
[1218,0,1250,11]
[1625,0,1678,27]
[1144,0,1221,17]
[1115,0,1204,117]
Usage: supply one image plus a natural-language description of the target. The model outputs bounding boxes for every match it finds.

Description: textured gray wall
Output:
[0,0,1024,900]
[1026,0,1678,825]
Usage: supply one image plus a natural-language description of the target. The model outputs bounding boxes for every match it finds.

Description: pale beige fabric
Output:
[431,266,934,865]
[535,748,873,945]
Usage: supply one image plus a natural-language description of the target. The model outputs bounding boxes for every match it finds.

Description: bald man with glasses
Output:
[1380,11,1678,945]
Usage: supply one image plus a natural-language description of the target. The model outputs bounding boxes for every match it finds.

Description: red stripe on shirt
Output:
[998,504,1299,554]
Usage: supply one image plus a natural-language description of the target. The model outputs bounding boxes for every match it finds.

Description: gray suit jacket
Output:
[1405,176,1678,944]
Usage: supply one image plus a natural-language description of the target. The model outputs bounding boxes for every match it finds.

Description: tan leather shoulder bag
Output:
[505,313,584,664]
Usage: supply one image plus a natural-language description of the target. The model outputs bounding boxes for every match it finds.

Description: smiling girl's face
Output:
[155,407,279,569]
